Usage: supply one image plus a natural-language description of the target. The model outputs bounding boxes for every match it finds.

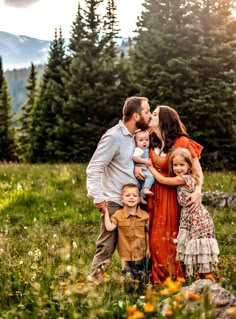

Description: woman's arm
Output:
[187,157,203,210]
[104,208,117,232]
[147,163,186,186]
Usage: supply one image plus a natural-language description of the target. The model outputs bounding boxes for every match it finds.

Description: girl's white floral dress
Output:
[176,174,220,276]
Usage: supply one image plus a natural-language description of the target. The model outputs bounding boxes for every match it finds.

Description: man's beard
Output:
[136,115,150,130]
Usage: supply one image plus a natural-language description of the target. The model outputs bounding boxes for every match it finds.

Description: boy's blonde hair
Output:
[168,148,200,184]
[121,183,139,196]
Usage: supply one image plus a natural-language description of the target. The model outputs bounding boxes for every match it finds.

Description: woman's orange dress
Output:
[148,136,203,284]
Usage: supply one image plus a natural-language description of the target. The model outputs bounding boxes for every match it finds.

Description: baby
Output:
[133,130,155,204]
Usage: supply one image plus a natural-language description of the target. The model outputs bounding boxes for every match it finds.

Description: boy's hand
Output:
[95,201,106,214]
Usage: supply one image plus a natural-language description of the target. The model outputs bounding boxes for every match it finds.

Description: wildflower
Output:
[28,251,33,256]
[143,302,155,312]
[50,285,55,290]
[72,241,77,249]
[224,306,236,317]
[66,265,72,272]
[165,309,173,316]
[53,234,57,239]
[19,260,24,265]
[187,293,201,300]
[176,276,185,283]
[33,217,37,222]
[0,248,4,254]
[163,277,181,293]
[133,311,145,318]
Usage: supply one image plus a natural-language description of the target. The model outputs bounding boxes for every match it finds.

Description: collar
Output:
[123,206,144,219]
[118,120,133,137]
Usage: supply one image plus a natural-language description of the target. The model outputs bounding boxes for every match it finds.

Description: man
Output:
[86,96,152,283]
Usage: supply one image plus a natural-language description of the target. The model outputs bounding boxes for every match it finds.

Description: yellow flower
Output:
[143,302,155,312]
[176,276,185,283]
[188,293,201,300]
[224,306,236,318]
[165,309,173,316]
[133,311,145,318]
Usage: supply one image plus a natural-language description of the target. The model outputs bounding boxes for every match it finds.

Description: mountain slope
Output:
[0,31,51,70]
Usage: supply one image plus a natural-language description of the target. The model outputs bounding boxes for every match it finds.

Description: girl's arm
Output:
[104,208,117,231]
[147,163,186,186]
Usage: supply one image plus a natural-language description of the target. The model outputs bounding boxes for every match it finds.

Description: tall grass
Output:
[0,164,235,318]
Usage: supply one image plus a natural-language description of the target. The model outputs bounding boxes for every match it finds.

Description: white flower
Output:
[173,238,178,244]
[0,248,4,254]
[72,241,77,249]
[19,260,24,265]
[66,265,72,272]
[28,251,33,256]
[53,234,57,239]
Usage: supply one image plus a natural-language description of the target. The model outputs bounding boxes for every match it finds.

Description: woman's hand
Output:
[187,189,202,212]
[134,165,146,181]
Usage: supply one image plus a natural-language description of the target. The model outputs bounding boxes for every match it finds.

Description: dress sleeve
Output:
[174,136,203,159]
[187,139,203,159]
[181,174,195,191]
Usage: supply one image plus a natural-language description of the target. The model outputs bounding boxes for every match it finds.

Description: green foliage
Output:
[0,164,235,318]
[130,0,236,170]
[4,65,44,114]
[30,29,70,163]
[17,63,37,162]
[0,57,16,161]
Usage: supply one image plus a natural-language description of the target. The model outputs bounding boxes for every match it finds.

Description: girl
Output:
[146,147,219,278]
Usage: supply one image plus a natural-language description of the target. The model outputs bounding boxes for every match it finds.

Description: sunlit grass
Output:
[0,164,234,318]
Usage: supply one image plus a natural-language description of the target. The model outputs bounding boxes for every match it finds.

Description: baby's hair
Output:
[121,183,139,195]
[168,148,200,185]
[134,129,150,141]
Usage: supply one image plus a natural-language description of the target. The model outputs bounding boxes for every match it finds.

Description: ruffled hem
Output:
[176,229,220,276]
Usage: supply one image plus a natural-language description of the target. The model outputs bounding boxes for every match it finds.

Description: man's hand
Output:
[95,201,106,214]
[134,165,146,181]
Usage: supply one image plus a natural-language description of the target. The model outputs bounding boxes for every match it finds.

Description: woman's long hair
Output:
[150,105,188,153]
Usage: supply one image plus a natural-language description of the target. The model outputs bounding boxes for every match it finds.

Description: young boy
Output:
[132,130,155,204]
[104,183,149,294]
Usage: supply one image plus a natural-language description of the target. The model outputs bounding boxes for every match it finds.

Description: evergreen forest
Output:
[0,0,235,170]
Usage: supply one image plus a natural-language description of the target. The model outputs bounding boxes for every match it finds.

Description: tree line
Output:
[0,0,235,170]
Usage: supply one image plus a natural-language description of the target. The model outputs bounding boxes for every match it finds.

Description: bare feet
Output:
[143,188,154,196]
[140,196,147,205]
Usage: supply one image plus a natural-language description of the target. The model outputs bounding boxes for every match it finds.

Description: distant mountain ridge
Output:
[1,31,131,114]
[0,31,51,70]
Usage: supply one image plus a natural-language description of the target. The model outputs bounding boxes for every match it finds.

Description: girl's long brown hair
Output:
[150,105,188,153]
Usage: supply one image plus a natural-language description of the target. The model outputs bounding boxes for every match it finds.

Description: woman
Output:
[146,105,203,284]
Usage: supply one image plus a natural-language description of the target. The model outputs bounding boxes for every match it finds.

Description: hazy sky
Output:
[0,0,143,40]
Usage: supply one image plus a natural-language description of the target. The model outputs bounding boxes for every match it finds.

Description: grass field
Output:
[0,164,235,318]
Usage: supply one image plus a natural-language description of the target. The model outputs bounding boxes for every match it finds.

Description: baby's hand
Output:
[145,158,153,167]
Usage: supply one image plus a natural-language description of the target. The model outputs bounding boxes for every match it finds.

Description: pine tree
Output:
[30,28,69,162]
[130,0,236,169]
[62,0,124,162]
[0,57,15,161]
[17,63,37,162]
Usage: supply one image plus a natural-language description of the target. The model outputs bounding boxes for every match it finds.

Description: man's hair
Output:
[123,97,148,122]
[121,183,139,195]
